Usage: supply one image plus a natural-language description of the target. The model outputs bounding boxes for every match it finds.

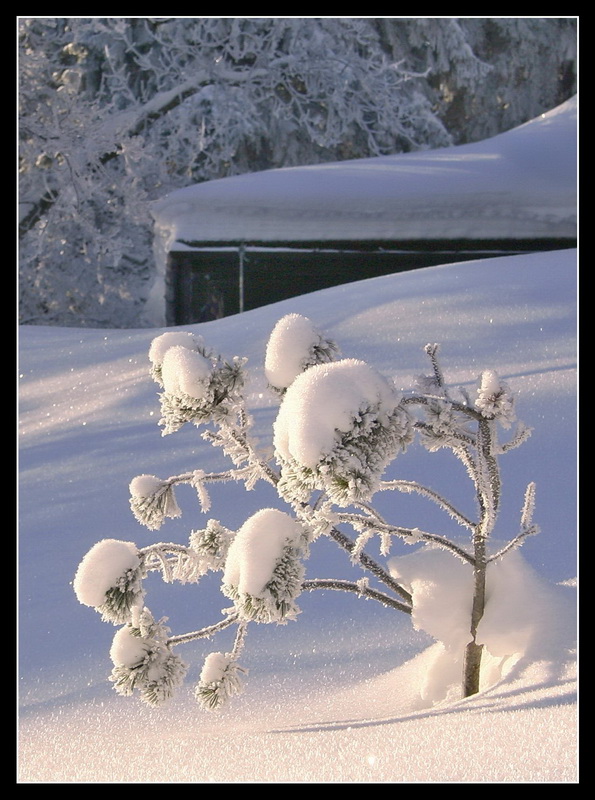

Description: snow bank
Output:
[151,97,576,245]
[389,546,576,704]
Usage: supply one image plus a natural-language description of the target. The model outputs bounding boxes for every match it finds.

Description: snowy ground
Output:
[18,249,577,782]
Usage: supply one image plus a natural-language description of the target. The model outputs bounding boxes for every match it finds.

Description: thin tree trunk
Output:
[463,533,487,696]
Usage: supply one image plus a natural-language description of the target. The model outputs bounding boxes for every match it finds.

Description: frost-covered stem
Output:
[212,414,280,487]
[424,343,448,395]
[453,443,480,493]
[327,526,413,605]
[167,612,240,647]
[414,421,476,447]
[463,418,500,697]
[379,480,475,530]
[336,513,474,565]
[231,620,249,659]
[302,579,412,614]
[476,418,501,521]
[403,394,484,423]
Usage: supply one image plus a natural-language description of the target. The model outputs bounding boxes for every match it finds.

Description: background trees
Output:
[18,18,577,328]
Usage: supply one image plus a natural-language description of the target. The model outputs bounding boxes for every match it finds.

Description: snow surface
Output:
[18,94,577,785]
[18,247,577,783]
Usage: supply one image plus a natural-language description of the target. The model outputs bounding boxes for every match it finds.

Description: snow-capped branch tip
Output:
[109,608,188,706]
[157,350,246,435]
[274,358,414,506]
[475,369,516,427]
[222,509,306,623]
[129,473,182,531]
[148,330,207,386]
[73,538,145,625]
[194,650,247,711]
[264,312,339,393]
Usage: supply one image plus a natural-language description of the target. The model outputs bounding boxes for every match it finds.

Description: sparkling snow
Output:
[18,99,577,783]
[18,249,577,783]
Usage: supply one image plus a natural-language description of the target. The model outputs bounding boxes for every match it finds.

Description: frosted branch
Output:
[326,526,413,604]
[500,422,533,453]
[337,513,475,565]
[379,479,474,530]
[487,525,540,563]
[520,481,537,530]
[302,579,412,614]
[167,612,240,647]
[424,343,447,394]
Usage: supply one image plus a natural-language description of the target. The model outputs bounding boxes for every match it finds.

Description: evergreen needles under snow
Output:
[273,358,414,505]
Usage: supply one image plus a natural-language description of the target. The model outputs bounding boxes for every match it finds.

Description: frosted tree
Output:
[74,313,539,707]
[19,17,576,328]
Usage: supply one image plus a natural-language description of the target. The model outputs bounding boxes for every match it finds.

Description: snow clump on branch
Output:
[148,331,246,435]
[475,369,516,427]
[109,608,188,706]
[73,538,145,624]
[194,651,247,711]
[129,473,182,530]
[265,313,339,393]
[273,358,414,505]
[148,330,205,386]
[222,508,306,623]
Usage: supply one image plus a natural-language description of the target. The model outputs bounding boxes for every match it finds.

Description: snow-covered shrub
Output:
[74,313,540,708]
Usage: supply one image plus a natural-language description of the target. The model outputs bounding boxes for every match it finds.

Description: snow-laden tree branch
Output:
[74,313,539,708]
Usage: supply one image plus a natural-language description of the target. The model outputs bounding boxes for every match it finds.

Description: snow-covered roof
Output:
[151,96,576,246]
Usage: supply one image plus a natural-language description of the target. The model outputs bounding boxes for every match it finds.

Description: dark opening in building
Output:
[165,238,576,326]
